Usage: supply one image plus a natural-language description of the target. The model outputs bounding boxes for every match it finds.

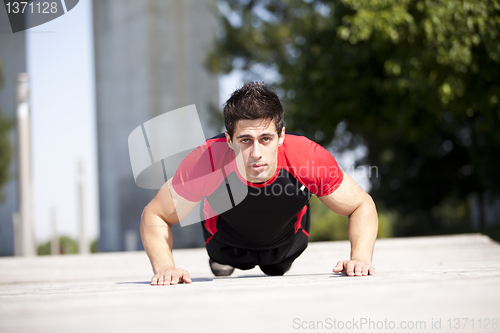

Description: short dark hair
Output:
[223,82,284,140]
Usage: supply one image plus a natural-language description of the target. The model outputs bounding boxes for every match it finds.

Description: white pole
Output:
[16,73,35,257]
[77,159,89,254]
[12,212,22,256]
[51,207,59,255]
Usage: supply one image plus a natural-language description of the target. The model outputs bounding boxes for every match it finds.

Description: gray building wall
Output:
[93,0,219,251]
[0,6,26,256]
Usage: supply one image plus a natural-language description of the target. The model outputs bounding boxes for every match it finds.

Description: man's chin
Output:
[246,168,269,183]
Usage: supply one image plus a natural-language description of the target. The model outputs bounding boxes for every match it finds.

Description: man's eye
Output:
[262,137,271,142]
[241,139,250,144]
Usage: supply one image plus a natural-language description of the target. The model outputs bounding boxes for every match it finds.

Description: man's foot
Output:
[209,258,235,276]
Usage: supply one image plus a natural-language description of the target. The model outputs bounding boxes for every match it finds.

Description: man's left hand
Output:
[332,259,375,276]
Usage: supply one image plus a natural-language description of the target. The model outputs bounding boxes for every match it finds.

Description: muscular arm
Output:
[140,178,198,285]
[318,172,378,276]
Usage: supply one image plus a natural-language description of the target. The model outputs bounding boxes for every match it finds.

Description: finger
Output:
[346,261,356,276]
[163,273,172,285]
[170,272,179,285]
[354,264,363,276]
[181,270,192,283]
[332,261,344,273]
[368,267,376,275]
[337,261,348,275]
[361,267,369,276]
[151,275,158,286]
[157,274,165,286]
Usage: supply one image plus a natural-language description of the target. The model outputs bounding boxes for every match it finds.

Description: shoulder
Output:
[207,133,226,140]
[282,131,310,145]
[176,133,230,176]
[281,132,331,161]
[281,132,344,196]
[172,133,230,201]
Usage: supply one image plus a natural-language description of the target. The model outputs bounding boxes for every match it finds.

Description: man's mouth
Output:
[250,164,266,171]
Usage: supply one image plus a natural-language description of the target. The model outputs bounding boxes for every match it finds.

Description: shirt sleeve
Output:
[172,138,228,202]
[284,135,344,196]
[171,142,212,202]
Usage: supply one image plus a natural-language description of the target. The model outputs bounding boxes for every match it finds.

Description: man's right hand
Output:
[142,178,198,286]
[151,268,192,285]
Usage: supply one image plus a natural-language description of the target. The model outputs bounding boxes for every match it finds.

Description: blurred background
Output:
[0,0,499,257]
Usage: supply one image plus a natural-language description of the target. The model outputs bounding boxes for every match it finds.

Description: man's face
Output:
[225,118,285,183]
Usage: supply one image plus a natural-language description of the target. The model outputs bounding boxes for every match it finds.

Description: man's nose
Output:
[250,141,262,159]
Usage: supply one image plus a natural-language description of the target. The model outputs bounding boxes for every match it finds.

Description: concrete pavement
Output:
[1,233,499,333]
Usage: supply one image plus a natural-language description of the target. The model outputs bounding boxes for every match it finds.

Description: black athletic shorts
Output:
[201,202,311,275]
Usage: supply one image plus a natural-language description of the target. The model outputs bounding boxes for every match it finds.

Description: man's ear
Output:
[225,131,233,149]
[278,127,285,146]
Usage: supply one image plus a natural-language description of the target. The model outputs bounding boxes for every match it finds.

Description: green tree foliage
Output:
[206,0,500,236]
[37,236,99,255]
[0,59,13,203]
[309,195,394,241]
[37,236,79,255]
[90,238,99,253]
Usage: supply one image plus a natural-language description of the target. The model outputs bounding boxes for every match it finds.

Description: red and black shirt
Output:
[172,132,343,250]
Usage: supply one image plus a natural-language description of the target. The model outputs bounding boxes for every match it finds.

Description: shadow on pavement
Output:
[115,273,344,285]
[116,277,214,285]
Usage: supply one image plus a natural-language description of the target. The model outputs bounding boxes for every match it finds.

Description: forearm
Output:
[347,194,378,264]
[140,209,175,274]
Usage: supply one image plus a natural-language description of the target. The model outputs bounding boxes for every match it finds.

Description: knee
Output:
[259,263,291,276]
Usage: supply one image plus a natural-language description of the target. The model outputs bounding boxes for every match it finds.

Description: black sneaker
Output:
[209,258,235,276]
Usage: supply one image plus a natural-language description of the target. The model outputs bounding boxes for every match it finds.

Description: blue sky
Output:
[27,0,242,243]
[27,0,98,242]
